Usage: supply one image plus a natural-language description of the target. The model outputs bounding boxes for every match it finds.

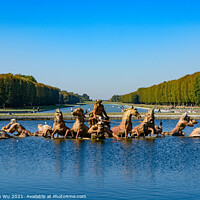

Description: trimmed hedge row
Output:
[0,73,80,107]
[111,72,200,105]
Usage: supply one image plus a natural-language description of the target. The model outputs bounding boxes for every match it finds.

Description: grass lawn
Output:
[0,104,77,112]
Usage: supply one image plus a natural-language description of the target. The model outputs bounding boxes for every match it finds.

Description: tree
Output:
[118,72,200,105]
[194,75,200,105]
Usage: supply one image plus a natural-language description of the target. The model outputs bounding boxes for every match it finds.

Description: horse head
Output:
[181,112,188,120]
[54,108,64,123]
[180,112,198,127]
[72,107,85,118]
[123,106,141,119]
[144,109,155,124]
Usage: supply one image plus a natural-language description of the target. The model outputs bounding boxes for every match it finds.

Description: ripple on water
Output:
[0,120,200,199]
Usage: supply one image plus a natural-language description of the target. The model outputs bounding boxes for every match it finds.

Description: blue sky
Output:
[0,0,200,99]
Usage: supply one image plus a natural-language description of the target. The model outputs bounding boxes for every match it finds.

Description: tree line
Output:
[59,91,80,104]
[111,72,200,106]
[0,73,90,108]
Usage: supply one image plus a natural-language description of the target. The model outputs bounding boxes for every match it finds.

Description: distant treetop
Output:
[16,74,37,83]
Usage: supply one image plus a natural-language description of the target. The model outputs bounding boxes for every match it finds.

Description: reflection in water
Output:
[88,141,105,178]
[121,139,135,180]
[52,139,65,178]
[52,139,88,180]
[73,140,86,179]
[120,139,156,182]
[0,119,200,199]
[41,104,148,114]
[51,139,106,181]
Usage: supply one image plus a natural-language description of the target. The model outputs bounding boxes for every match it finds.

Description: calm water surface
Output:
[41,104,148,114]
[0,120,200,200]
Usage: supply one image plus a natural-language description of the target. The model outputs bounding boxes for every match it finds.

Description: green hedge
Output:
[111,72,200,105]
[0,73,60,107]
[59,90,80,104]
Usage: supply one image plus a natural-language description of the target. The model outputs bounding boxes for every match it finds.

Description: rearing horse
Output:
[65,107,89,139]
[50,109,70,139]
[131,108,163,137]
[111,107,141,139]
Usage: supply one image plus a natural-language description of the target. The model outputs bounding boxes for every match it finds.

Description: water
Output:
[41,104,148,114]
[0,119,200,200]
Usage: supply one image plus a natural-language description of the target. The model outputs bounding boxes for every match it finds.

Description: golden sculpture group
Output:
[0,100,199,140]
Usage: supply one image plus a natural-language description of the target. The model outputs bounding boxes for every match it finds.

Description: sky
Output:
[0,0,200,100]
